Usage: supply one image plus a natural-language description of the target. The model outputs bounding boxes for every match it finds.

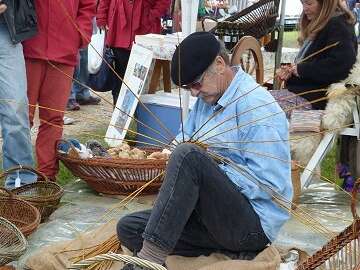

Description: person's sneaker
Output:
[76,95,101,105]
[67,100,80,111]
[63,116,76,125]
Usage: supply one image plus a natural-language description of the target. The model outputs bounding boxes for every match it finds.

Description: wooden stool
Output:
[148,59,172,94]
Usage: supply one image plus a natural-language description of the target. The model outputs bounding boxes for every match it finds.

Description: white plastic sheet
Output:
[88,26,106,74]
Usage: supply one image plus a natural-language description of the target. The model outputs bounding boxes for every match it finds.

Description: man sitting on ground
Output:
[117,32,292,270]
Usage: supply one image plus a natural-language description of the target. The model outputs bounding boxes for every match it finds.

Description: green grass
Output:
[320,145,343,186]
[57,162,77,186]
[283,30,299,48]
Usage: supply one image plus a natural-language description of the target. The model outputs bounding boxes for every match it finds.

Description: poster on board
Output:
[105,44,154,147]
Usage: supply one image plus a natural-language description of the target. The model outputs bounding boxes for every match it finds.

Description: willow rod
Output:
[190,41,340,142]
[198,96,329,145]
[193,88,327,143]
[206,150,336,238]
[208,145,353,198]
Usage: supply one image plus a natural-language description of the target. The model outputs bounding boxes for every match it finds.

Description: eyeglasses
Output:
[182,71,206,90]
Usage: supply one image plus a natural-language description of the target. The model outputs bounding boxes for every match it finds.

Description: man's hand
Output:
[0,1,7,14]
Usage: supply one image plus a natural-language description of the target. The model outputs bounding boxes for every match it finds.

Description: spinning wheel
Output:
[231,36,264,84]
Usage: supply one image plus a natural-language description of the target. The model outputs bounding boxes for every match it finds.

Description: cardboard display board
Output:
[105,44,154,147]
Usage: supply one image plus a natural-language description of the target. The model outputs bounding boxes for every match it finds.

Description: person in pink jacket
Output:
[22,0,96,181]
[96,0,170,104]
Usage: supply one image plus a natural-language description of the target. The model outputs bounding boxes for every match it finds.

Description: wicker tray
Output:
[0,217,27,266]
[5,166,64,222]
[0,188,40,237]
[296,179,360,270]
[56,140,167,195]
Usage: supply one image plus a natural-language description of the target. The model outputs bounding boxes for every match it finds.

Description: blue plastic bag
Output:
[87,47,120,92]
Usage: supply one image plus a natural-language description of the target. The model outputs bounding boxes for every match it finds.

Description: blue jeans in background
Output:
[0,23,36,188]
[69,48,91,102]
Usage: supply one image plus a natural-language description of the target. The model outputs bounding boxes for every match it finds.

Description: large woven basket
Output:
[6,166,64,222]
[210,0,280,40]
[0,188,40,237]
[0,217,27,266]
[56,140,167,195]
[296,179,360,270]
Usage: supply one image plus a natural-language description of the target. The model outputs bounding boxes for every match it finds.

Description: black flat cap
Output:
[171,32,220,86]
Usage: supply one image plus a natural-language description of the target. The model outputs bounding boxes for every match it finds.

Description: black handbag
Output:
[88,47,120,92]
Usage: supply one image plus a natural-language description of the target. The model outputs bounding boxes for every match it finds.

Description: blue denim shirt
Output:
[176,67,292,242]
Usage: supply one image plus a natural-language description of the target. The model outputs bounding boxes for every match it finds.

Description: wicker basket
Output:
[210,0,280,40]
[0,188,40,237]
[5,166,64,222]
[56,140,167,195]
[0,217,27,266]
[296,179,360,270]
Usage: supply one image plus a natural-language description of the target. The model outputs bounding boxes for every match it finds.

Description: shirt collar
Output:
[214,66,244,110]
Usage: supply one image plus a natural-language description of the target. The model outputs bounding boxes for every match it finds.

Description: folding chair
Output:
[300,97,360,189]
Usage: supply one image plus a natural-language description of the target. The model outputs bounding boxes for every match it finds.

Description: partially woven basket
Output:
[0,188,40,237]
[7,166,64,222]
[56,140,167,195]
[0,217,27,266]
[296,179,360,270]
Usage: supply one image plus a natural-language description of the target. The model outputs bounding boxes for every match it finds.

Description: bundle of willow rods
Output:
[70,235,121,270]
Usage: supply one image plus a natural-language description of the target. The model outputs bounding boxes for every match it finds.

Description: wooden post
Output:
[148,59,172,94]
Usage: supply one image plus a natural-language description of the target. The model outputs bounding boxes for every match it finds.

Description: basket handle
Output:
[0,187,15,198]
[0,165,49,182]
[351,178,360,220]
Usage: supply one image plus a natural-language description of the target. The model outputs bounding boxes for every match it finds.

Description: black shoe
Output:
[76,95,101,105]
[121,263,149,270]
[66,100,80,111]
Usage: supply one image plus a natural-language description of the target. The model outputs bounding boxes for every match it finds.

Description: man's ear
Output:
[215,56,226,74]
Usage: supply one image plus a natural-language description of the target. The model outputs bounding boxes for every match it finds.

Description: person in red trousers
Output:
[22,0,96,181]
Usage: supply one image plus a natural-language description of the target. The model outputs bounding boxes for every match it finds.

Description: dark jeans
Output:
[69,48,91,101]
[117,143,269,259]
[112,47,131,105]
